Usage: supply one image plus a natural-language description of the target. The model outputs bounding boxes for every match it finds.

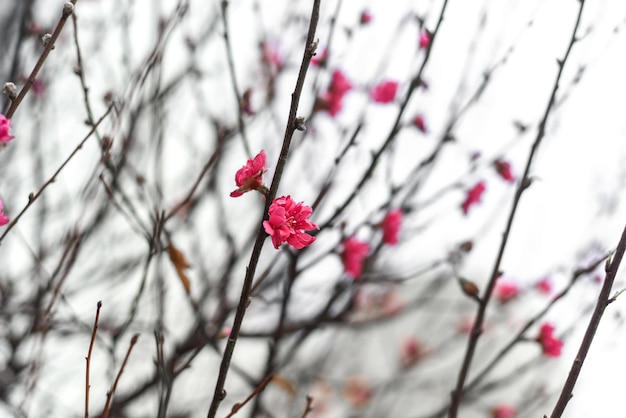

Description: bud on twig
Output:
[295,116,306,131]
[3,82,17,100]
[42,33,53,49]
[458,277,481,302]
[63,2,74,17]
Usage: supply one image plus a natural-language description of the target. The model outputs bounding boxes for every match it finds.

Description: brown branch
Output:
[101,333,140,418]
[85,301,102,418]
[447,1,587,416]
[223,374,273,418]
[301,395,314,418]
[205,1,321,417]
[550,223,626,418]
[4,1,78,118]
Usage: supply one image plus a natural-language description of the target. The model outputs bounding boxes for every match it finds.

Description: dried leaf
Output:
[167,243,191,294]
[272,374,296,397]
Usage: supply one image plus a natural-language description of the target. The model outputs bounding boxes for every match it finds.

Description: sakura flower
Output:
[400,336,426,368]
[343,376,372,408]
[329,69,353,97]
[261,41,283,70]
[461,180,486,214]
[494,159,515,183]
[494,278,520,303]
[419,30,431,49]
[230,150,267,198]
[263,196,318,249]
[380,209,403,245]
[535,277,553,295]
[536,323,563,357]
[370,80,399,104]
[0,200,9,226]
[315,69,353,117]
[492,405,517,418]
[0,114,15,144]
[360,10,373,25]
[412,115,427,133]
[341,237,370,278]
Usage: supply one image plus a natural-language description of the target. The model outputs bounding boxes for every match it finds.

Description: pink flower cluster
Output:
[0,114,14,144]
[342,237,370,278]
[380,209,403,245]
[536,323,563,357]
[263,196,319,249]
[230,150,267,198]
[370,80,399,104]
[461,180,486,214]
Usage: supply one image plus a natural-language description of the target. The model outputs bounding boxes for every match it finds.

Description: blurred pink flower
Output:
[535,277,552,295]
[461,180,486,214]
[0,200,9,226]
[261,41,283,70]
[413,115,427,133]
[263,196,318,249]
[494,159,515,183]
[536,323,563,357]
[32,79,46,97]
[419,30,431,49]
[230,150,267,197]
[0,114,15,144]
[494,278,520,303]
[360,10,373,25]
[400,336,426,368]
[341,237,370,278]
[316,69,353,117]
[381,209,403,245]
[329,69,353,97]
[343,376,372,408]
[492,405,517,418]
[311,47,328,67]
[371,80,399,104]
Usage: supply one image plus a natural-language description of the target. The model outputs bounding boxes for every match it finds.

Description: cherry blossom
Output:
[263,196,318,249]
[343,376,372,408]
[370,80,399,104]
[413,115,427,133]
[360,10,373,25]
[494,159,515,183]
[536,323,563,357]
[341,236,370,278]
[316,69,353,117]
[380,209,403,245]
[461,180,486,214]
[230,150,267,198]
[419,30,431,49]
[0,200,9,226]
[494,278,520,303]
[492,404,517,418]
[0,114,15,144]
[400,336,426,368]
[535,277,553,295]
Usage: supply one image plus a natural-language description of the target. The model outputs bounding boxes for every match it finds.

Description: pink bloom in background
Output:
[494,278,520,303]
[494,159,515,183]
[230,150,267,197]
[261,41,283,70]
[263,196,318,249]
[343,376,373,408]
[371,80,399,104]
[341,236,370,278]
[381,209,403,245]
[492,405,517,418]
[316,69,353,117]
[535,277,553,295]
[400,336,426,368]
[329,69,353,97]
[413,114,427,133]
[461,180,486,214]
[360,10,373,25]
[0,200,9,226]
[536,323,563,357]
[311,47,328,66]
[32,79,46,97]
[419,30,431,49]
[0,114,15,144]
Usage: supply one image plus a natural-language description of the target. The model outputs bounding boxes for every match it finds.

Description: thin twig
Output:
[223,374,273,418]
[85,301,102,418]
[447,2,586,416]
[4,1,79,117]
[301,395,314,418]
[205,2,321,417]
[550,223,626,418]
[101,333,140,418]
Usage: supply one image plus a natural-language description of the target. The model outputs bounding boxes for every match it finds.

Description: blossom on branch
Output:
[315,69,353,117]
[341,237,370,278]
[0,114,15,144]
[413,114,427,133]
[0,200,9,226]
[380,209,403,245]
[230,150,267,198]
[492,405,517,418]
[370,80,399,104]
[494,159,515,183]
[419,30,431,49]
[536,323,563,357]
[263,196,318,249]
[461,180,486,214]
[360,10,373,25]
[494,278,520,303]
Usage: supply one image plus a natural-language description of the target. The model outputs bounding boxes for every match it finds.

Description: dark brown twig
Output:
[301,395,314,418]
[447,2,586,416]
[101,333,140,418]
[85,301,102,418]
[223,374,273,418]
[550,223,626,418]
[205,2,321,417]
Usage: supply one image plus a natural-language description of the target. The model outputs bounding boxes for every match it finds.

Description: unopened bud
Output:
[459,278,480,300]
[62,2,74,17]
[295,116,306,131]
[41,33,53,48]
[3,82,17,100]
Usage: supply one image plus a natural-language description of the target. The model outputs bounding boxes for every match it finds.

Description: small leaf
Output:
[167,243,191,294]
[272,374,296,397]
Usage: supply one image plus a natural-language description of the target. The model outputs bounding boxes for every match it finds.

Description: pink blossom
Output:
[413,115,427,133]
[343,376,372,408]
[494,159,515,183]
[0,114,15,144]
[230,150,267,198]
[360,10,373,25]
[419,30,431,49]
[536,323,563,357]
[261,41,283,70]
[370,80,399,104]
[492,405,517,418]
[0,200,9,226]
[263,196,318,249]
[311,47,328,67]
[341,237,370,278]
[380,209,403,245]
[32,79,46,97]
[494,278,520,303]
[461,180,486,214]
[400,336,426,368]
[329,69,353,97]
[535,277,552,295]
[316,70,353,117]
